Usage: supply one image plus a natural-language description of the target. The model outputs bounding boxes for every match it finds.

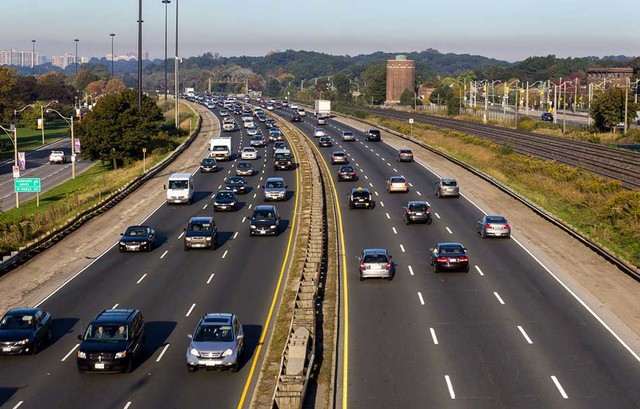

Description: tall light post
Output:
[624,77,629,135]
[110,33,115,78]
[47,108,76,179]
[31,39,36,74]
[174,0,180,129]
[39,100,58,145]
[74,39,79,77]
[0,123,19,207]
[525,81,544,116]
[137,0,143,108]
[162,0,170,101]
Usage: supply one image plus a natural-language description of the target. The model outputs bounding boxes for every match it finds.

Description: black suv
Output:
[348,187,373,209]
[365,129,381,141]
[403,200,432,224]
[249,204,281,236]
[77,309,145,373]
[184,216,218,250]
[541,112,554,122]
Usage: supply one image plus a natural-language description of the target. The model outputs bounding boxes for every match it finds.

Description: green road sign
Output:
[14,178,41,193]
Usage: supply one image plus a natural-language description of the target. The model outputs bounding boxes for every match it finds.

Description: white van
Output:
[165,172,194,204]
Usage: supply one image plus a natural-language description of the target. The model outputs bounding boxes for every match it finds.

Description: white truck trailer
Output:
[314,99,331,117]
[209,136,233,161]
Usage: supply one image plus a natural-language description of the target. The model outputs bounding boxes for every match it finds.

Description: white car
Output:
[246,127,259,136]
[341,131,355,141]
[313,128,327,138]
[290,103,298,109]
[241,147,258,160]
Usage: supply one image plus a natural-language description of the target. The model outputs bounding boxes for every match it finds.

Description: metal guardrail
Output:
[333,108,640,281]
[0,103,202,276]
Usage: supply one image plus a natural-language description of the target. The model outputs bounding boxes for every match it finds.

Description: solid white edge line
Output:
[445,375,456,399]
[408,265,414,276]
[518,325,533,344]
[185,303,196,317]
[417,292,425,305]
[156,343,171,362]
[11,401,23,409]
[493,292,505,305]
[551,375,568,399]
[475,265,484,276]
[509,237,640,362]
[61,344,79,361]
[430,328,439,345]
[136,274,147,284]
[206,273,215,284]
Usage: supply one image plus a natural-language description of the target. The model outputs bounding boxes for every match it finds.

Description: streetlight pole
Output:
[110,33,115,78]
[624,77,629,135]
[163,0,170,101]
[137,0,143,108]
[74,39,79,77]
[174,0,179,129]
[47,109,76,179]
[31,39,36,74]
[40,100,58,145]
[0,124,19,207]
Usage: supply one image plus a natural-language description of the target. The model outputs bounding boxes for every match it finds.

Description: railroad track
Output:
[358,107,640,190]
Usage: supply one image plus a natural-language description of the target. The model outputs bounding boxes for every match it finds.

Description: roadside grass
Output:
[0,120,70,161]
[0,100,193,257]
[367,116,640,267]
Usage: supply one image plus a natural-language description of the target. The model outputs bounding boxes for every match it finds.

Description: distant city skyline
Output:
[2,0,638,63]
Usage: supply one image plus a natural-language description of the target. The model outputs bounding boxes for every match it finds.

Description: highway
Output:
[281,107,640,408]
[0,106,298,408]
[0,139,94,211]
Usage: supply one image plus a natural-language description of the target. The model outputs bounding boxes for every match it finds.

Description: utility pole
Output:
[137,0,143,108]
[624,77,629,135]
[174,0,179,129]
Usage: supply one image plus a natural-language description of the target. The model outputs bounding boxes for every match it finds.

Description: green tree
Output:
[399,89,414,106]
[589,88,639,131]
[362,63,386,105]
[75,69,100,91]
[36,72,76,104]
[75,89,163,168]
[0,67,19,122]
[264,78,282,98]
[332,72,351,102]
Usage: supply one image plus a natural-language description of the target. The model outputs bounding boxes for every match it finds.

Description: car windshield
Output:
[216,192,234,200]
[124,227,147,236]
[266,181,284,188]
[340,166,354,172]
[352,191,369,199]
[0,313,35,329]
[440,246,465,255]
[409,203,428,211]
[189,222,212,232]
[238,163,251,169]
[369,130,380,135]
[486,216,507,223]
[253,210,275,220]
[363,254,388,263]
[83,324,128,342]
[212,146,227,152]
[168,180,189,189]
[227,177,243,184]
[193,325,234,342]
[202,159,216,164]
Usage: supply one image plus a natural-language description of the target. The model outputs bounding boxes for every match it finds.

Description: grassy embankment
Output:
[0,100,196,257]
[0,120,70,161]
[338,106,640,268]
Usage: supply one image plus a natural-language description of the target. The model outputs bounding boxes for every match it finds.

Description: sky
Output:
[2,0,638,63]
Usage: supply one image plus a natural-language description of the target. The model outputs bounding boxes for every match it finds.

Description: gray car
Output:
[186,313,244,372]
[434,177,460,198]
[358,248,393,281]
[235,161,254,176]
[476,215,511,238]
[263,177,287,201]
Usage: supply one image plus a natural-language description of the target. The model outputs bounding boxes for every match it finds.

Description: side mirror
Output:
[77,334,83,341]
[389,255,393,259]
[187,334,193,339]
[120,233,124,236]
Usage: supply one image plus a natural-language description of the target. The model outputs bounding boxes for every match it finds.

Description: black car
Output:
[184,216,218,250]
[213,190,238,212]
[225,176,247,193]
[403,201,432,224]
[365,129,381,141]
[119,225,157,252]
[541,112,554,122]
[430,242,469,273]
[200,157,218,173]
[0,308,53,355]
[348,187,372,209]
[290,114,302,122]
[77,309,145,373]
[337,165,357,181]
[249,204,281,236]
[318,136,333,147]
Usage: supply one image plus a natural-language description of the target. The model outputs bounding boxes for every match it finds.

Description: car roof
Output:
[202,312,233,323]
[255,204,276,211]
[266,177,285,182]
[407,200,427,206]
[362,248,388,255]
[92,309,138,324]
[5,308,42,315]
[351,187,370,193]
[437,242,465,248]
[440,178,457,182]
[168,172,192,180]
[216,189,235,194]
[274,148,291,153]
[332,151,345,155]
[190,216,214,223]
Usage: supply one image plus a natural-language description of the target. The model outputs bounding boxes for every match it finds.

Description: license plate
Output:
[94,363,105,369]
[415,212,423,215]
[219,206,226,209]
[2,347,11,352]
[449,258,458,262]
[127,246,137,250]
[205,360,221,366]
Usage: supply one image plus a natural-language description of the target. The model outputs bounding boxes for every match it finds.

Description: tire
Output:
[231,363,240,373]
[481,230,486,239]
[47,327,53,344]
[125,358,134,373]
[184,244,190,251]
[187,365,197,373]
[31,341,38,355]
[405,218,410,225]
[427,217,433,225]
[359,273,364,281]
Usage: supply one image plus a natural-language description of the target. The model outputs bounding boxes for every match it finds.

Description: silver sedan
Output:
[476,215,511,238]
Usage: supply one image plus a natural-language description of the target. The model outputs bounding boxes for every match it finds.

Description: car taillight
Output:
[485,224,492,229]
[386,262,391,270]
[360,262,366,270]
[426,209,430,213]
[459,256,469,262]
[436,257,447,262]
[504,224,510,229]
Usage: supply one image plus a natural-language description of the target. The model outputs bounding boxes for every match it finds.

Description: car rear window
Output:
[486,216,506,223]
[442,180,457,187]
[440,246,464,255]
[352,191,369,199]
[363,254,388,263]
[409,203,427,211]
[390,177,405,183]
